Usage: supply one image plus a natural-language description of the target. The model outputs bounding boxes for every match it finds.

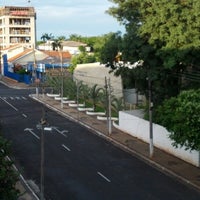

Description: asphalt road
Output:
[0,83,200,200]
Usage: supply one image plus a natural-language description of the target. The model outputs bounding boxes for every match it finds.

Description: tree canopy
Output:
[107,0,200,103]
[106,0,200,151]
[154,89,200,151]
[0,136,19,199]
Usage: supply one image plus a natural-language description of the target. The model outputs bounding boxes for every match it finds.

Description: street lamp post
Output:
[40,123,44,200]
[37,108,52,200]
[105,77,112,135]
[148,77,154,158]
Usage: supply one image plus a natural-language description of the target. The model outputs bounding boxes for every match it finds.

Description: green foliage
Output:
[78,82,90,103]
[68,32,124,70]
[107,0,200,107]
[63,77,77,99]
[89,84,105,111]
[52,39,62,51]
[155,89,200,151]
[111,97,124,114]
[99,32,122,65]
[46,74,122,117]
[40,33,54,42]
[0,135,20,199]
[79,46,86,53]
[69,52,97,73]
[46,75,61,93]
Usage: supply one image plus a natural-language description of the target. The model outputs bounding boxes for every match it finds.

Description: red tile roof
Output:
[41,50,71,59]
[8,49,32,62]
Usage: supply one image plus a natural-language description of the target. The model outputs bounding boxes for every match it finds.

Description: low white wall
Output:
[118,111,200,167]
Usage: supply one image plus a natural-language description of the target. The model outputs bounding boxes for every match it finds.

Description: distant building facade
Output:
[0,6,36,49]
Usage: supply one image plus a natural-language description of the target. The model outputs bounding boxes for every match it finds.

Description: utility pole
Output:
[40,108,46,200]
[40,123,44,200]
[76,79,80,120]
[33,45,39,97]
[60,50,63,109]
[148,75,154,158]
[105,77,112,135]
[37,108,52,200]
[0,45,1,76]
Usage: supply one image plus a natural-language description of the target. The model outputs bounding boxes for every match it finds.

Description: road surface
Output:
[0,84,200,200]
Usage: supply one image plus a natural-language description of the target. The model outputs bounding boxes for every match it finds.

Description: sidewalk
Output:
[1,76,200,197]
[0,76,31,89]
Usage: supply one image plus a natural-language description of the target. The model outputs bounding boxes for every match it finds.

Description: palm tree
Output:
[51,36,65,51]
[52,39,61,51]
[111,97,124,116]
[41,33,53,43]
[89,84,105,111]
[46,75,61,93]
[63,77,77,100]
[78,81,90,104]
[41,33,54,50]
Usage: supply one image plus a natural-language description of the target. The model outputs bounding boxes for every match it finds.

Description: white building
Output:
[0,6,36,49]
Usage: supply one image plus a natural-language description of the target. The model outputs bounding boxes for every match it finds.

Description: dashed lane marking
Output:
[62,144,71,152]
[97,172,111,183]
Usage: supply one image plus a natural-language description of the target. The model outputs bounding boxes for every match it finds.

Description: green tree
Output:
[63,77,77,100]
[52,39,62,51]
[69,34,82,41]
[77,81,90,104]
[69,52,97,73]
[111,97,124,114]
[99,31,122,66]
[51,36,65,51]
[0,136,19,199]
[155,89,200,151]
[46,75,61,93]
[41,33,54,42]
[107,0,200,105]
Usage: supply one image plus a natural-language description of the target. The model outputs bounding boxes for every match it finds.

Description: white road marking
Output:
[22,113,27,118]
[62,144,71,152]
[97,172,111,183]
[22,96,27,100]
[24,128,40,140]
[29,131,40,140]
[52,127,68,137]
[0,97,18,111]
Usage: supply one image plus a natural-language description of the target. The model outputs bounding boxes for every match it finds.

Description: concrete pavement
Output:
[1,76,200,199]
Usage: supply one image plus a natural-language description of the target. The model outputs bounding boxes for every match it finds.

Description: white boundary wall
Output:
[118,111,200,167]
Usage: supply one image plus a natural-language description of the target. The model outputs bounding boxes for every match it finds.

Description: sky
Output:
[0,0,125,40]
